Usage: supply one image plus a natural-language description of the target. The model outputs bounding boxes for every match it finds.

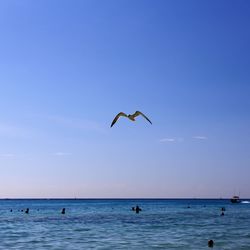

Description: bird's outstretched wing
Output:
[133,111,152,124]
[110,112,128,127]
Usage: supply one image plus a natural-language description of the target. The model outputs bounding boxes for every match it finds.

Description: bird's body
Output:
[128,114,135,121]
[110,111,152,127]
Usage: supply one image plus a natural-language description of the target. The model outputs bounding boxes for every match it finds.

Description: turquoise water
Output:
[0,199,250,249]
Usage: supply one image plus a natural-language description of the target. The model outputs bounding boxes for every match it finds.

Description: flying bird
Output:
[110,111,152,127]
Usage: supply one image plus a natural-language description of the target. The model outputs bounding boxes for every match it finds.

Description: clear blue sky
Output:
[0,0,250,198]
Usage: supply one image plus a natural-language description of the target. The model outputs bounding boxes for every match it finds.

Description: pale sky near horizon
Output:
[0,0,250,198]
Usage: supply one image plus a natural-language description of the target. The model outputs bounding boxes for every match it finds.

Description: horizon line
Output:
[0,197,249,200]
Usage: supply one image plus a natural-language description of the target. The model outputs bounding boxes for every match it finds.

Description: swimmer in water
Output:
[208,239,214,248]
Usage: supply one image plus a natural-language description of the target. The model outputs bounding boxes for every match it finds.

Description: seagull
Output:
[110,111,152,127]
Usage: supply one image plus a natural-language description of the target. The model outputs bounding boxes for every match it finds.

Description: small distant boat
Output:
[230,195,240,203]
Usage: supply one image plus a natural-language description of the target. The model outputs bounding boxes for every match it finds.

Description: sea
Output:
[0,199,250,250]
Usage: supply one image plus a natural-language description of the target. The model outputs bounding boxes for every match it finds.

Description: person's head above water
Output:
[208,239,214,248]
